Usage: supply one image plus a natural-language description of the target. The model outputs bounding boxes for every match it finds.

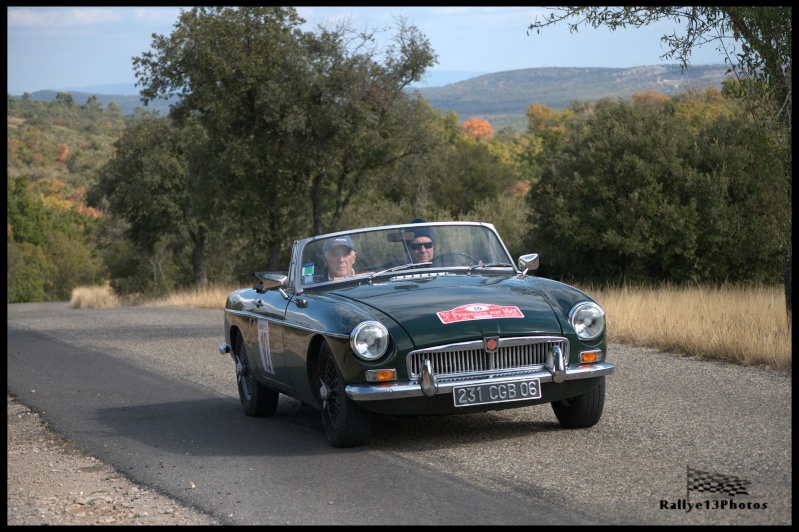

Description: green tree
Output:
[90,116,213,287]
[689,106,784,283]
[89,217,150,296]
[429,136,520,218]
[528,5,792,317]
[83,95,103,111]
[7,241,56,303]
[670,87,734,134]
[376,106,523,221]
[527,95,783,285]
[107,101,122,115]
[460,185,531,261]
[7,175,49,246]
[8,174,105,302]
[45,232,106,301]
[133,6,438,269]
[517,102,576,180]
[50,92,76,109]
[528,98,704,283]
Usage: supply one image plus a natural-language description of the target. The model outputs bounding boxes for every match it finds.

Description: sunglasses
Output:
[409,242,434,251]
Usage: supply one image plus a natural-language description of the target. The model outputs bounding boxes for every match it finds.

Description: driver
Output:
[321,235,358,281]
[407,218,435,263]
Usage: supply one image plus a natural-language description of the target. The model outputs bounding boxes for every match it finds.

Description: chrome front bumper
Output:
[221,341,614,403]
[346,357,614,402]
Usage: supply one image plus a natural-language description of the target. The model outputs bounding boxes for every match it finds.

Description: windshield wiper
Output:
[368,262,432,282]
[467,262,514,275]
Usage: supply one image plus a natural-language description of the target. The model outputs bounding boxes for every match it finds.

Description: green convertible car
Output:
[219,221,613,447]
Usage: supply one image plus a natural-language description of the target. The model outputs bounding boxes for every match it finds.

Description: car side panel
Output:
[281,293,378,407]
[224,288,292,393]
[280,325,320,407]
[249,292,289,385]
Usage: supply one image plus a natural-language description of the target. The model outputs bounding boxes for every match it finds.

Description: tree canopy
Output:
[91,116,212,287]
[8,7,789,302]
[132,6,439,269]
[528,6,792,318]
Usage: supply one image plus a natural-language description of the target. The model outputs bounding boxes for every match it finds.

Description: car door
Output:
[247,287,292,390]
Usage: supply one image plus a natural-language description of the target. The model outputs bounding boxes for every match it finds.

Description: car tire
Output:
[318,342,372,448]
[551,377,605,428]
[234,330,279,417]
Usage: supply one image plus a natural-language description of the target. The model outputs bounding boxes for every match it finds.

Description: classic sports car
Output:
[218,221,613,447]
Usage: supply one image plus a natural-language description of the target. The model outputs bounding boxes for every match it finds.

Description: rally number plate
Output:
[453,378,541,407]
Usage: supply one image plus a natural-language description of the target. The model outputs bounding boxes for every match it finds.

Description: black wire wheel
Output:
[234,329,278,417]
[318,341,372,448]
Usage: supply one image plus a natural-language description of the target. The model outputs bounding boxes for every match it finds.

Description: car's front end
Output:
[313,272,612,417]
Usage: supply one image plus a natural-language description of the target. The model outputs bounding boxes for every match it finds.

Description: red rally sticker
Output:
[437,303,524,324]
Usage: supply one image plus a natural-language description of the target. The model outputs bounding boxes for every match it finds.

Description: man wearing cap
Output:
[322,235,358,281]
[407,218,435,263]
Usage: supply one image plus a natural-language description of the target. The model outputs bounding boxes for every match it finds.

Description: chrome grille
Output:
[407,336,569,380]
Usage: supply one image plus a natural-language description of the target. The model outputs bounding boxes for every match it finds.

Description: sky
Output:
[7,6,728,95]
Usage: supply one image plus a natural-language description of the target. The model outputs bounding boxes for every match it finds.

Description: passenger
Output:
[407,218,435,263]
[321,235,358,281]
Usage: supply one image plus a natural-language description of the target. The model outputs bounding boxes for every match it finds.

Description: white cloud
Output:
[7,7,122,28]
[129,7,186,27]
[7,6,184,30]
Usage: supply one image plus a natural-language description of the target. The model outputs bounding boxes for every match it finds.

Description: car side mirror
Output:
[517,253,539,278]
[253,271,289,294]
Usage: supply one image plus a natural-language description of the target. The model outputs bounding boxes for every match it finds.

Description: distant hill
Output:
[416,64,732,132]
[59,83,141,96]
[10,64,732,132]
[10,89,177,117]
[412,70,488,88]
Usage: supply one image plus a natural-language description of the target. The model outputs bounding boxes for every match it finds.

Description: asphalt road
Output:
[7,302,792,525]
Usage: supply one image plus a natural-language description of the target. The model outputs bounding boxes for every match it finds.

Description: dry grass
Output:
[145,285,235,309]
[582,283,791,372]
[69,283,121,309]
[68,282,791,372]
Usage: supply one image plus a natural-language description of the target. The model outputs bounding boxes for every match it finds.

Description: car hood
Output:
[328,274,563,349]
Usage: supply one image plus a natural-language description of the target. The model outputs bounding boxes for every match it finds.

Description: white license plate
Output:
[453,378,541,407]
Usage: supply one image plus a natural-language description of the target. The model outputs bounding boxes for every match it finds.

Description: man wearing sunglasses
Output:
[407,218,435,264]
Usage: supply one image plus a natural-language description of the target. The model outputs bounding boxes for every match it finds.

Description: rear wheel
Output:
[234,330,278,417]
[318,342,371,447]
[551,377,605,428]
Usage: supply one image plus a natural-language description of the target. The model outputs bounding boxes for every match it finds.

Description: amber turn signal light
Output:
[580,351,601,364]
[366,369,397,382]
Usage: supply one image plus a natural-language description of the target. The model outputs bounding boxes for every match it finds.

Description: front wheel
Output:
[234,330,279,417]
[318,342,371,448]
[551,377,605,428]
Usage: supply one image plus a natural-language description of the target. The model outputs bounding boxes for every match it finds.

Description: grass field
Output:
[69,282,791,372]
[580,283,791,371]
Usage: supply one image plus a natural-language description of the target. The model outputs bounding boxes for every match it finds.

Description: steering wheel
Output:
[431,252,479,266]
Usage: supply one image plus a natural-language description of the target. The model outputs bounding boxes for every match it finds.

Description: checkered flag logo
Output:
[687,466,750,497]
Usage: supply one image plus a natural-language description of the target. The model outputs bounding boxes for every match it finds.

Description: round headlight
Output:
[350,321,389,361]
[569,302,605,341]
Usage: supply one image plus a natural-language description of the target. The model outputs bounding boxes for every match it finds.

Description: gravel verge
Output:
[7,394,219,526]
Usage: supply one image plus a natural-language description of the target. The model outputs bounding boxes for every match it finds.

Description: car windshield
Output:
[298,223,514,287]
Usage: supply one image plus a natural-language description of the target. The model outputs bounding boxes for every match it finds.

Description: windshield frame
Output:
[292,221,517,293]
